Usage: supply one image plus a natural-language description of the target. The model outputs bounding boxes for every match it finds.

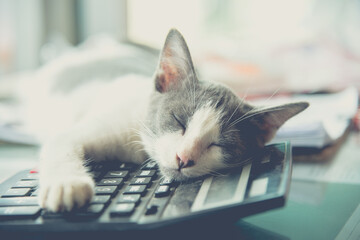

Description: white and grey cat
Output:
[31,29,308,212]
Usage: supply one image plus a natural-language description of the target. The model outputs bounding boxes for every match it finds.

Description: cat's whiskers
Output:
[185,77,196,111]
[222,128,242,135]
[195,88,208,111]
[131,140,155,155]
[179,59,197,111]
[129,127,147,139]
[225,103,240,127]
[226,106,276,130]
[235,87,281,123]
[126,142,147,153]
[199,166,227,177]
[239,87,250,104]
[126,128,146,144]
[226,108,258,129]
[183,82,192,108]
[223,157,253,168]
[181,105,190,119]
[192,77,197,110]
[123,139,142,147]
[226,88,282,130]
[136,120,156,138]
[133,147,147,155]
[187,63,197,110]
[224,87,249,128]
[226,109,261,129]
[263,87,282,105]
[128,130,141,139]
[236,106,287,127]
[126,126,157,157]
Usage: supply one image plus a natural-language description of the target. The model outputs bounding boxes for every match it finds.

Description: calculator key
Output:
[104,171,129,179]
[1,188,31,198]
[0,197,38,207]
[154,185,170,198]
[31,188,39,196]
[94,186,118,195]
[110,203,135,216]
[13,180,38,188]
[145,204,159,215]
[42,210,65,219]
[84,204,105,214]
[117,194,141,205]
[91,195,111,204]
[74,204,105,217]
[0,206,41,219]
[97,178,124,187]
[29,168,38,174]
[143,162,158,170]
[160,178,174,186]
[22,173,39,180]
[123,185,147,196]
[130,177,151,186]
[136,170,156,178]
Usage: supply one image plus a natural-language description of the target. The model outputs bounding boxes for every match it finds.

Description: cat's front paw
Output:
[39,174,95,212]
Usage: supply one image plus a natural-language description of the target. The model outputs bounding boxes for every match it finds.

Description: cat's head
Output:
[142,29,308,181]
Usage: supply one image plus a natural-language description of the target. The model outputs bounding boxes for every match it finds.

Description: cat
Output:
[33,29,309,212]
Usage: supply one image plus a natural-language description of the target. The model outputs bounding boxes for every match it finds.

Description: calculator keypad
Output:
[0,162,177,221]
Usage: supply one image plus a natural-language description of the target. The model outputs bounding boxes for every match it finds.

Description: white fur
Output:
[150,104,224,180]
[21,46,155,212]
[27,38,223,211]
[19,45,152,141]
[37,75,153,211]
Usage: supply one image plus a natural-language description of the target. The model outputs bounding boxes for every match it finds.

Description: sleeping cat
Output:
[35,29,308,212]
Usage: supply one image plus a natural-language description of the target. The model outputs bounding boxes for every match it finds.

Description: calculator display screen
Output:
[191,164,252,212]
[204,174,240,206]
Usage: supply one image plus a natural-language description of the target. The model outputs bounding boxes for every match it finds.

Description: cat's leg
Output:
[38,117,146,212]
[38,135,95,212]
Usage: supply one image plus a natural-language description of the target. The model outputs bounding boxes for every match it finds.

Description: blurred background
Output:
[1,0,360,95]
[1,2,360,238]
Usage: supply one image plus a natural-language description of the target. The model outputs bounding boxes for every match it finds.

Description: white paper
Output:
[251,87,359,148]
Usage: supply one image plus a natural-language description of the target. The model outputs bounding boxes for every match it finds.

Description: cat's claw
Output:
[39,175,95,212]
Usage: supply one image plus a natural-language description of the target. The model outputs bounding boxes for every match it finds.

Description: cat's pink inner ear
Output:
[156,62,179,92]
[155,29,196,93]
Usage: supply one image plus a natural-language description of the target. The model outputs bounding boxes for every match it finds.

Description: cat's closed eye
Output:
[172,113,186,134]
[208,143,224,149]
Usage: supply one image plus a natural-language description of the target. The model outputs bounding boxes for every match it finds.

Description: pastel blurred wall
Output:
[1,0,360,91]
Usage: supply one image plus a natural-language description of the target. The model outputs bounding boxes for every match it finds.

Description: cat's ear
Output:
[250,102,309,144]
[155,29,197,93]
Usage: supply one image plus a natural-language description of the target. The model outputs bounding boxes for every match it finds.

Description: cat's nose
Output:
[176,153,195,170]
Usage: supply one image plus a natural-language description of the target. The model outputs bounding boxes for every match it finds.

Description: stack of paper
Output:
[251,87,358,148]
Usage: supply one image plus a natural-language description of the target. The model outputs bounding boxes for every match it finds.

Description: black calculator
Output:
[0,142,292,236]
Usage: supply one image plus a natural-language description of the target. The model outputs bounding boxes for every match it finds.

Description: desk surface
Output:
[0,133,359,240]
[242,132,360,240]
[243,182,360,240]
